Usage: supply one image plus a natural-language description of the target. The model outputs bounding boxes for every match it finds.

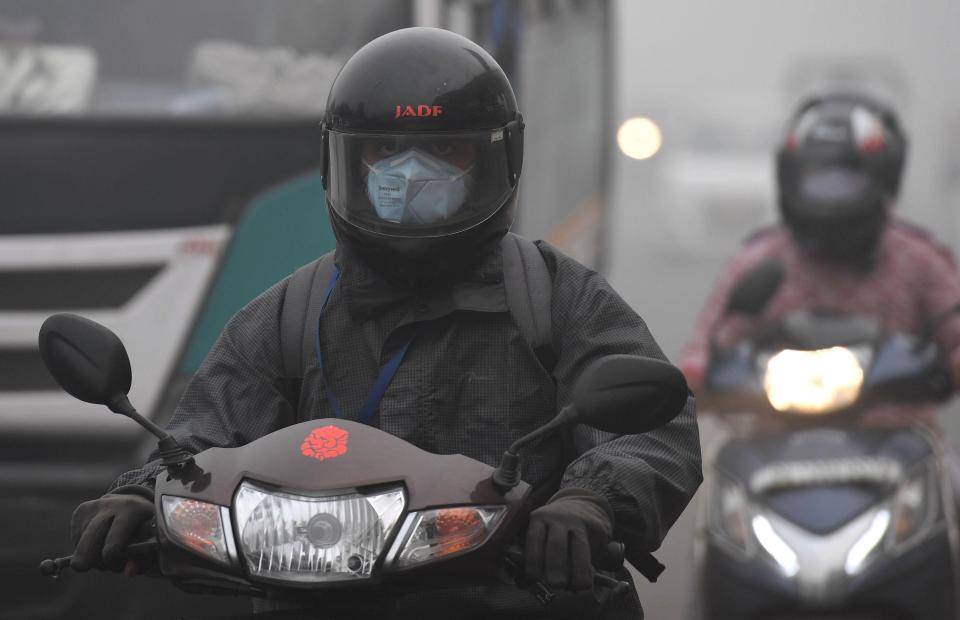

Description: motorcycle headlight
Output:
[709,474,750,553]
[233,481,406,583]
[763,347,866,414]
[891,465,935,549]
[161,496,236,567]
[388,506,506,569]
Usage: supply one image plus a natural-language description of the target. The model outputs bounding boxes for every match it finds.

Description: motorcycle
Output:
[695,261,960,620]
[36,313,688,619]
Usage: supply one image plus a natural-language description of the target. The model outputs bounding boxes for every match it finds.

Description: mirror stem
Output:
[507,405,577,455]
[108,395,167,440]
[492,451,521,490]
[492,405,578,491]
[107,395,194,466]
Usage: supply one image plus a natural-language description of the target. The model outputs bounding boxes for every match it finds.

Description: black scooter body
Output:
[699,313,959,620]
[153,418,530,595]
[706,426,956,619]
[37,313,690,617]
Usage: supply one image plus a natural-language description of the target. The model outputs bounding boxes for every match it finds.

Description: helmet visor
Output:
[797,166,873,204]
[327,129,514,238]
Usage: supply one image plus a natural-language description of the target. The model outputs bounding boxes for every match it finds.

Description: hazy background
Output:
[606,2,960,616]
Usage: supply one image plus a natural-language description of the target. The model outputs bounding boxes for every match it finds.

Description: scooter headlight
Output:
[762,347,867,414]
[891,465,935,548]
[161,496,235,567]
[387,506,506,569]
[233,481,406,583]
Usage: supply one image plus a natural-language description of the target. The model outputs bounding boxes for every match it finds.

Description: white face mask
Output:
[365,148,473,225]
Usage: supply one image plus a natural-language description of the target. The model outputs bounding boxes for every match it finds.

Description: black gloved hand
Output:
[70,489,154,572]
[524,487,615,591]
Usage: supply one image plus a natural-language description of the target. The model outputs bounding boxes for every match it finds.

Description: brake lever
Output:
[504,542,631,604]
[39,539,158,579]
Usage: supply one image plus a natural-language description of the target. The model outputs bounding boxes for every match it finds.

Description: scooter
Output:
[37,313,688,619]
[695,261,960,620]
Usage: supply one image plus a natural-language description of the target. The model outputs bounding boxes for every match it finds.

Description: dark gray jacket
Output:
[111,239,702,618]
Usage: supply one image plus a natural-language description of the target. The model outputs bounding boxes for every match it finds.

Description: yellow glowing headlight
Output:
[762,347,865,414]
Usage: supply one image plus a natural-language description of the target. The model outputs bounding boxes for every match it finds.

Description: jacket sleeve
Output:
[107,278,297,491]
[678,238,775,390]
[915,240,960,369]
[542,245,703,554]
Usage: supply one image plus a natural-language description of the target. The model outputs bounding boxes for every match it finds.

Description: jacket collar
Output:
[334,244,508,321]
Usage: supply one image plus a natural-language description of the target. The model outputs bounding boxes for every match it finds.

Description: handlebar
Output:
[42,515,630,610]
[42,538,630,608]
[702,331,954,418]
[39,539,158,578]
[696,390,770,415]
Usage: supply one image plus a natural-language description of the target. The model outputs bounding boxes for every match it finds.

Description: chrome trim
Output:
[382,512,418,569]
[220,505,239,566]
[750,457,902,494]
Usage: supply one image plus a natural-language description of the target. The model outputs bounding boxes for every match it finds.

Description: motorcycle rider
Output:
[680,92,960,428]
[67,28,702,619]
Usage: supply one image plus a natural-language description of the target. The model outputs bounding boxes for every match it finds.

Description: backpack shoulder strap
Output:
[280,251,336,416]
[501,233,556,371]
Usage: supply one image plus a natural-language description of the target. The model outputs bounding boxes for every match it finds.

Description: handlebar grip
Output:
[125,539,158,558]
[38,537,158,578]
[39,556,71,578]
[506,541,625,571]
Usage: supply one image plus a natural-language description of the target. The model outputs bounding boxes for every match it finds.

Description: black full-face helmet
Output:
[776,93,907,266]
[321,27,524,279]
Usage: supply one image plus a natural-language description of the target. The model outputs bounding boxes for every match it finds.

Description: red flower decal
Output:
[300,425,350,461]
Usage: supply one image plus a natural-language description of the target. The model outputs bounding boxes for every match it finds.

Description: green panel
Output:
[180,172,334,372]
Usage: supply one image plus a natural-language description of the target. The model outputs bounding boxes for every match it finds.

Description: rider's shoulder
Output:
[888,219,958,264]
[738,225,790,259]
[742,225,788,246]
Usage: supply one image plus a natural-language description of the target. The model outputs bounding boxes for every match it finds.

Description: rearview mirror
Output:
[38,313,194,466]
[38,313,132,411]
[570,355,689,435]
[492,355,689,490]
[724,259,785,316]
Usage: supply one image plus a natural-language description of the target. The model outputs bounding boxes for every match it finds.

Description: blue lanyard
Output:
[313,268,417,425]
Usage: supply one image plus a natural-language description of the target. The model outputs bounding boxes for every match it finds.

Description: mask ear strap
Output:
[504,115,524,187]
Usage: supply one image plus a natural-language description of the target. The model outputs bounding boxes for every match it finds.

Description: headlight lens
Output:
[891,466,934,548]
[234,481,406,583]
[763,347,865,414]
[390,506,506,569]
[161,496,233,566]
[710,475,749,552]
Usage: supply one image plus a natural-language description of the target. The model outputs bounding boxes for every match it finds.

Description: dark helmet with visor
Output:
[776,93,907,265]
[321,27,523,275]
